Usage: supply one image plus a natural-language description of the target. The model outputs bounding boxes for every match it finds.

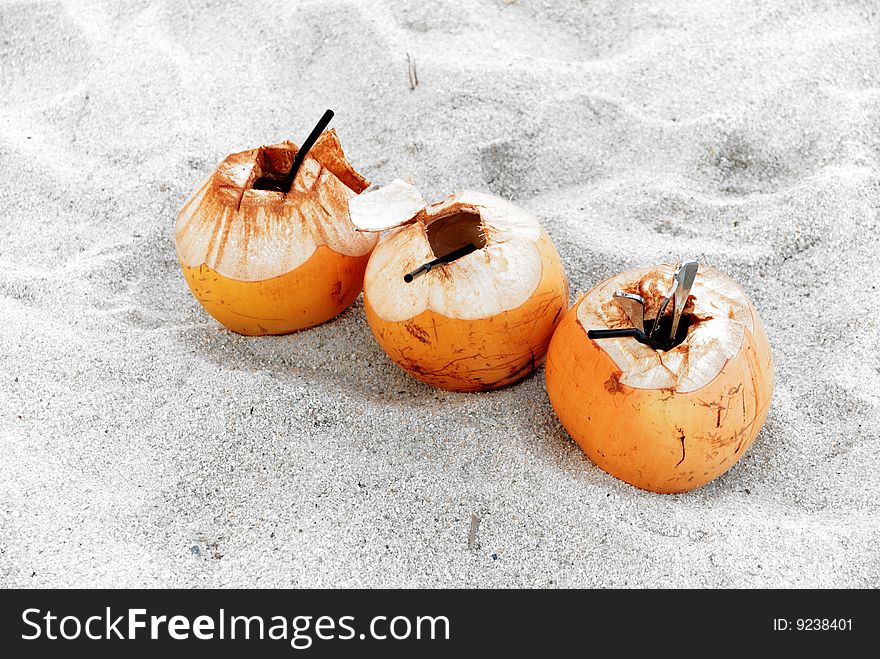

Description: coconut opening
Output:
[251,145,295,192]
[425,211,487,258]
[577,264,753,392]
[250,110,335,194]
[641,312,699,350]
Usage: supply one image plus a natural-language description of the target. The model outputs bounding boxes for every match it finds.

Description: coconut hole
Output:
[641,313,698,350]
[425,211,487,259]
[251,146,295,192]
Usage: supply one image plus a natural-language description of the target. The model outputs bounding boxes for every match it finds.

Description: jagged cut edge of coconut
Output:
[576,264,755,393]
[175,132,376,282]
[365,191,544,322]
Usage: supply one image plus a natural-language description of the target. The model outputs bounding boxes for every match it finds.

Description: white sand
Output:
[1,0,878,588]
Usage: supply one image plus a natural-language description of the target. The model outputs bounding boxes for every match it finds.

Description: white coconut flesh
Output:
[347,178,428,232]
[353,185,545,323]
[175,134,375,282]
[576,265,755,393]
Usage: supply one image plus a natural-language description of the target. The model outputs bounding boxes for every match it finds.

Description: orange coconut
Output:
[545,264,773,493]
[349,181,569,392]
[175,129,376,335]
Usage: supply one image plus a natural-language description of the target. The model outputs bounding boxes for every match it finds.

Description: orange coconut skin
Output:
[545,296,774,494]
[181,245,370,336]
[365,231,569,392]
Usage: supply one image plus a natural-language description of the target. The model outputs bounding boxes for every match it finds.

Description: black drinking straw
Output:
[587,328,643,340]
[404,243,478,283]
[588,327,667,350]
[279,109,335,195]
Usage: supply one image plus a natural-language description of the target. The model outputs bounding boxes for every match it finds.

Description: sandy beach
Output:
[1,0,878,587]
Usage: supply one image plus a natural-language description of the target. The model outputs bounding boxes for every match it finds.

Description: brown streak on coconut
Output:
[404,321,431,345]
[604,371,622,394]
[506,349,536,379]
[676,429,687,467]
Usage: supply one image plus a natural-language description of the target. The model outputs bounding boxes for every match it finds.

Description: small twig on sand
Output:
[406,52,419,90]
[468,513,480,550]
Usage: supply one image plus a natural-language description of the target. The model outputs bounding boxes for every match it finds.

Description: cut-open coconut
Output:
[545,264,774,493]
[350,183,570,392]
[175,129,376,335]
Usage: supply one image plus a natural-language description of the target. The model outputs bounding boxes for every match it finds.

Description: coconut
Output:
[175,123,376,335]
[545,263,774,493]
[349,181,570,392]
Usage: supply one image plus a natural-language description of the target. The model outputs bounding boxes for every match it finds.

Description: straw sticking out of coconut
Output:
[251,109,335,194]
